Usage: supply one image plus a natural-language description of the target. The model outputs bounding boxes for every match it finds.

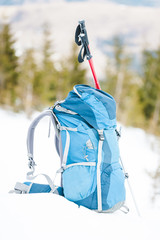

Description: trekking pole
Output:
[119,156,141,217]
[117,128,141,217]
[75,20,101,90]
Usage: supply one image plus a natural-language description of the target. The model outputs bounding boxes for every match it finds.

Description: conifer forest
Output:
[0,21,160,136]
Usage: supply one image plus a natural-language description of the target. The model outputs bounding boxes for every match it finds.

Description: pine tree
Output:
[40,23,58,105]
[103,36,134,124]
[0,22,19,106]
[18,23,57,115]
[18,48,41,116]
[139,48,160,134]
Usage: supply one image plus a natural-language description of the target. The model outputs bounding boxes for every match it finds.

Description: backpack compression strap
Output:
[9,181,64,196]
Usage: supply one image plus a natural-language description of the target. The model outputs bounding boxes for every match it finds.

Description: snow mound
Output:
[0,108,160,240]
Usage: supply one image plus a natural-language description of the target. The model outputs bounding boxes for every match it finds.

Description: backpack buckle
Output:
[125,173,129,179]
[9,182,30,194]
[115,127,122,141]
[98,130,104,141]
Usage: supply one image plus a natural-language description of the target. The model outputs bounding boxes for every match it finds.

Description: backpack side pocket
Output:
[63,164,97,201]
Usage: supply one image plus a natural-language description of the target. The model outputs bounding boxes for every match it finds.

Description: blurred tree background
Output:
[0,22,19,107]
[0,21,87,117]
[103,36,160,136]
[0,21,160,136]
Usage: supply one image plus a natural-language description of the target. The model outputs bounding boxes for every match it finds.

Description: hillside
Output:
[0,1,160,76]
[1,0,160,7]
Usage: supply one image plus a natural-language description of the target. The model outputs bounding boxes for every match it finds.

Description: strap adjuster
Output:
[9,182,30,194]
[125,173,129,179]
[28,157,36,169]
[98,130,104,141]
[56,165,65,173]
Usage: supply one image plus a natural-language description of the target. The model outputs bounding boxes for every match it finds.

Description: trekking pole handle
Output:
[79,20,89,44]
[79,20,92,60]
[75,20,101,90]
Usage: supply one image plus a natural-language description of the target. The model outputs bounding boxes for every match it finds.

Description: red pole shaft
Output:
[88,58,101,90]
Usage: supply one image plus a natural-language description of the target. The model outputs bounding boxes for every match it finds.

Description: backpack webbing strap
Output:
[97,130,104,212]
[26,172,57,193]
[9,182,64,195]
[120,205,130,214]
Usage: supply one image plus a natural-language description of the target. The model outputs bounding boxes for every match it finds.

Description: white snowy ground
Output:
[0,108,160,240]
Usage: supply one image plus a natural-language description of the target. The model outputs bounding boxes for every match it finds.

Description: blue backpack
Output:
[12,85,127,213]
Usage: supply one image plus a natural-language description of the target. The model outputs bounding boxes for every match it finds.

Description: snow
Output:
[0,107,160,240]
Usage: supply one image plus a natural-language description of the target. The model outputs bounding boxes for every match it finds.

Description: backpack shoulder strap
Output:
[27,108,59,171]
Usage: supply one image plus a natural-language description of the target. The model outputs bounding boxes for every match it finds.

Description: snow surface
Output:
[0,107,160,240]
